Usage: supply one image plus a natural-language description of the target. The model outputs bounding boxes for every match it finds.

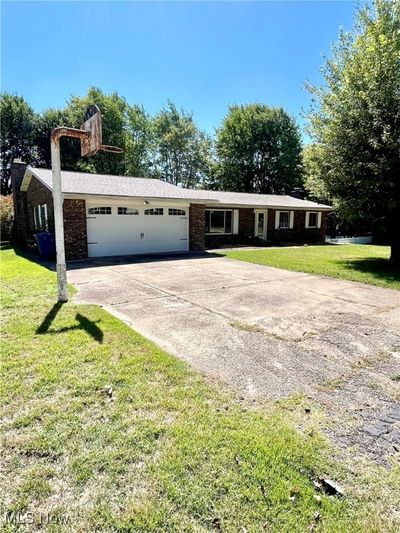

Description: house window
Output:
[118,207,139,215]
[145,208,163,215]
[33,204,48,230]
[205,210,232,234]
[306,212,318,228]
[278,211,289,229]
[168,208,186,216]
[88,206,112,215]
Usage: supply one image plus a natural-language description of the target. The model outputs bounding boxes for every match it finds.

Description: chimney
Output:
[290,187,306,200]
[10,159,28,245]
[10,159,28,192]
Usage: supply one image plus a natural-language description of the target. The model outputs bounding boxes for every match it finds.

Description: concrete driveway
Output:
[68,253,400,459]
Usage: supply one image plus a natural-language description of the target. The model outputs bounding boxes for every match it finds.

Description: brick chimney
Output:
[10,159,28,191]
[290,187,306,200]
[10,159,28,245]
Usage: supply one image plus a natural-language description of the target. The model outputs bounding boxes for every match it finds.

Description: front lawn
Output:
[1,245,398,531]
[223,244,400,290]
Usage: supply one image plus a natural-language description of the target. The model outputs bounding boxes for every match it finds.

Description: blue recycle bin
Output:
[34,232,56,260]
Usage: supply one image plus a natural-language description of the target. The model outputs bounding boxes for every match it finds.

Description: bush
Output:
[0,195,14,241]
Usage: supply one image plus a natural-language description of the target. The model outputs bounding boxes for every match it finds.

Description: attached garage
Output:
[86,201,189,257]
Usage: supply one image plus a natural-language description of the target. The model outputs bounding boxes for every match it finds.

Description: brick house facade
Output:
[198,206,327,249]
[11,163,88,260]
[11,163,331,260]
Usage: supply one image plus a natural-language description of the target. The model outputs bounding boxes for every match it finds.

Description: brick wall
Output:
[189,203,206,250]
[62,200,88,259]
[26,175,55,232]
[12,170,88,260]
[267,209,326,244]
[202,207,328,249]
[205,207,256,248]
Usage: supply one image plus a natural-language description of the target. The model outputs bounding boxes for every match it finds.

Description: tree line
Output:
[0,89,302,196]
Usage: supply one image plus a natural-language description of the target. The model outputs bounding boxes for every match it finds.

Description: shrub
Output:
[0,195,14,241]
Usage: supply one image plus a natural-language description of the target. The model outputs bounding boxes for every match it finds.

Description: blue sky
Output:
[1,1,356,139]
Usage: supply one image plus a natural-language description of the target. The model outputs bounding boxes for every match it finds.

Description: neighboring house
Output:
[11,161,332,260]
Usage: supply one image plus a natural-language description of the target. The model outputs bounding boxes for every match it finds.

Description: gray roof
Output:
[23,167,332,210]
[180,189,332,209]
[24,167,209,201]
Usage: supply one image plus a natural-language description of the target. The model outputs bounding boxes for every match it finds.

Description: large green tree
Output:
[306,0,400,263]
[215,104,302,194]
[34,108,67,169]
[125,104,154,177]
[302,144,331,205]
[64,87,131,175]
[33,87,154,177]
[0,93,38,194]
[152,101,211,187]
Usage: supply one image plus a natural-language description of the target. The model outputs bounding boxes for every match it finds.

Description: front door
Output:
[255,210,268,240]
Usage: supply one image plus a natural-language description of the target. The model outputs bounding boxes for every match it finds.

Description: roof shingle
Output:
[24,167,332,210]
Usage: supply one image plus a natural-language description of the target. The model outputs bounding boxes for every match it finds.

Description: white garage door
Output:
[86,203,189,257]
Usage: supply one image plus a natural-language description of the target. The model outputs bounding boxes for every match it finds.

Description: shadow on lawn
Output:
[335,257,400,287]
[36,303,103,343]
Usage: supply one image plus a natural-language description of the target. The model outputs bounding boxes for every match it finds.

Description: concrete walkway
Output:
[68,253,400,460]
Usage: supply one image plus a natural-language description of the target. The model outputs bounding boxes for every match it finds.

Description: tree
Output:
[302,144,332,204]
[215,104,302,194]
[125,104,154,177]
[65,87,129,175]
[34,108,67,168]
[152,101,211,187]
[306,0,400,264]
[0,93,38,194]
[32,88,154,176]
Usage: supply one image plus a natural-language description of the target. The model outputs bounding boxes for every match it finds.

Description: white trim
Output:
[289,211,294,229]
[203,202,332,211]
[83,197,190,208]
[305,211,322,229]
[254,209,268,240]
[205,208,234,235]
[233,209,239,235]
[33,205,38,229]
[276,210,291,230]
[305,211,317,229]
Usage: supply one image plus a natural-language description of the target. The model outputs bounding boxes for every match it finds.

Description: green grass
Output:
[222,244,400,290]
[1,245,399,532]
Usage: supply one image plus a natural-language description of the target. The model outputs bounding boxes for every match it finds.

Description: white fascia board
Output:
[204,202,332,211]
[64,193,191,207]
[62,193,215,205]
[21,167,53,193]
[188,199,219,205]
